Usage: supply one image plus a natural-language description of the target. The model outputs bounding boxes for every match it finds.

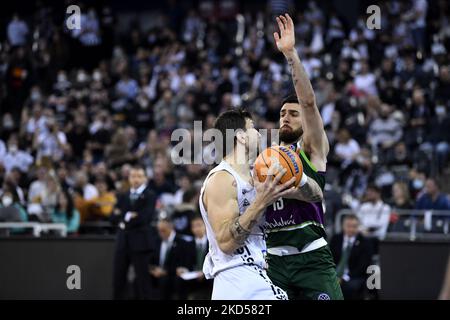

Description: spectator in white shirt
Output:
[74,172,99,200]
[368,103,403,153]
[335,128,361,185]
[335,128,361,165]
[24,103,48,136]
[33,118,69,162]
[354,61,378,96]
[27,167,49,205]
[2,136,33,173]
[357,184,391,240]
[27,168,59,222]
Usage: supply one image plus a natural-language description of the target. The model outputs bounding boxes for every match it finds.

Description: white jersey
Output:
[199,160,266,279]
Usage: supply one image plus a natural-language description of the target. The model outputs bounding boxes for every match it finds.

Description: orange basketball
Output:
[254,145,303,187]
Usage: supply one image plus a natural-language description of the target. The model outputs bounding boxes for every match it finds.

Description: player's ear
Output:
[235,129,246,145]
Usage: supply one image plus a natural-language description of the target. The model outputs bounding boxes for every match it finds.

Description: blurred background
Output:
[0,0,449,299]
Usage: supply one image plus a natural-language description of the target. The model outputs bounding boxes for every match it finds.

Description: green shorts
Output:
[266,245,344,300]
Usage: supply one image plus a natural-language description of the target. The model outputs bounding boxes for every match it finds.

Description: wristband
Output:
[299,173,308,187]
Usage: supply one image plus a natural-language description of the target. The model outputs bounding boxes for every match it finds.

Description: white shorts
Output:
[211,264,288,300]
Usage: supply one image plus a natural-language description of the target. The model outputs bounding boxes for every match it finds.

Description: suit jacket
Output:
[112,186,157,252]
[152,234,196,276]
[190,239,209,271]
[330,233,373,279]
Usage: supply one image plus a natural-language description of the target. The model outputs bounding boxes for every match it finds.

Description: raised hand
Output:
[273,13,295,56]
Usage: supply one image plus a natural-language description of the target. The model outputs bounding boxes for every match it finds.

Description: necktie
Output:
[336,239,352,278]
[130,192,138,203]
[161,241,171,267]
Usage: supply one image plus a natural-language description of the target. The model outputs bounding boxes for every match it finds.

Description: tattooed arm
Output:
[280,174,323,203]
[203,169,295,254]
[274,14,329,171]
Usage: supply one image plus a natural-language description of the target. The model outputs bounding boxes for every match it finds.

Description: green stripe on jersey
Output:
[266,220,325,233]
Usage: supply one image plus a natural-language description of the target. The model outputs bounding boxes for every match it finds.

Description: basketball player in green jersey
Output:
[264,14,344,300]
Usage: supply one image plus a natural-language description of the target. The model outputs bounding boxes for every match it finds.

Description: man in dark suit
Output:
[111,165,157,300]
[330,214,374,300]
[177,215,213,299]
[149,217,195,300]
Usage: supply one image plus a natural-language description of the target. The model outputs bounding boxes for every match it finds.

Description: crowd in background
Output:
[0,0,449,243]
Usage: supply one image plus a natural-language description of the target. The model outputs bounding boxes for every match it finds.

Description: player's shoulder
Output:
[207,169,235,185]
[204,170,237,197]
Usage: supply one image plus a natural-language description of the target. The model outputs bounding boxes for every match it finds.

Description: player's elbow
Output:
[218,240,235,255]
[216,232,236,254]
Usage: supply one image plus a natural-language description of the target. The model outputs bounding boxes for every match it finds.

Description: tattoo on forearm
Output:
[287,54,315,108]
[229,216,253,245]
[298,180,323,202]
[287,57,298,86]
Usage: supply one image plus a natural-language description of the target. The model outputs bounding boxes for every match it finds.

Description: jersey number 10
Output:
[273,198,284,211]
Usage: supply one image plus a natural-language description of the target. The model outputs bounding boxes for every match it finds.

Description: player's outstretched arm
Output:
[274,13,329,171]
[203,169,294,255]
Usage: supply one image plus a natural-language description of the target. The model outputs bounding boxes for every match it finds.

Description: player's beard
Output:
[279,125,303,145]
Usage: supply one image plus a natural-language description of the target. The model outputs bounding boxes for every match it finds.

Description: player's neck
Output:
[223,152,251,177]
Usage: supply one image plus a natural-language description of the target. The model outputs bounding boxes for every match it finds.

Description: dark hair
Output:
[95,177,109,189]
[2,180,20,204]
[343,214,360,223]
[130,164,146,173]
[366,183,381,193]
[214,108,253,158]
[158,217,173,225]
[191,214,203,221]
[281,94,299,106]
[56,189,75,219]
[426,177,441,190]
[182,187,197,203]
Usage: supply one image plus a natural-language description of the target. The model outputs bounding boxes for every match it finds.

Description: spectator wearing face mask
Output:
[0,181,28,234]
[416,178,450,211]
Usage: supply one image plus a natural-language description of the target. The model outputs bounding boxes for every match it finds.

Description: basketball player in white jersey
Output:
[200,108,298,300]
